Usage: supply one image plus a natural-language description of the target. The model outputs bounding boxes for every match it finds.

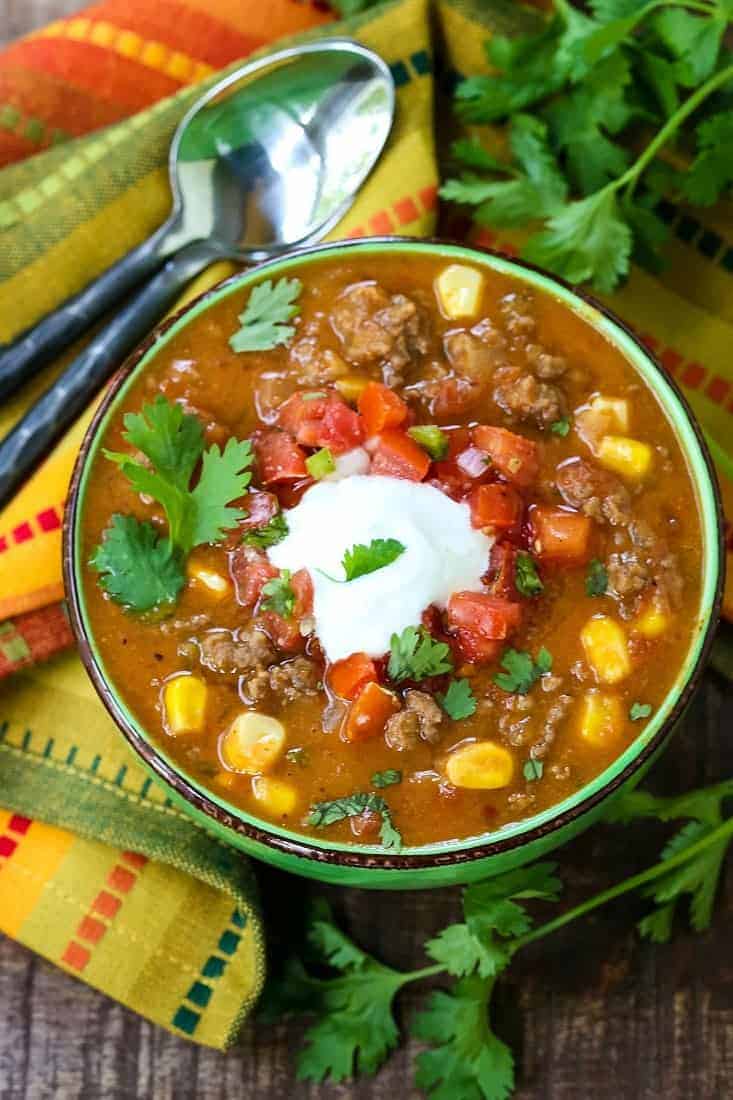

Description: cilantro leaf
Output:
[523,759,544,781]
[682,111,733,206]
[90,515,184,612]
[342,538,406,582]
[438,678,477,720]
[189,437,252,545]
[388,626,453,683]
[260,569,295,617]
[102,450,193,549]
[242,511,289,549]
[308,792,402,852]
[585,558,608,597]
[371,770,402,788]
[408,424,449,460]
[652,9,725,88]
[451,137,509,174]
[494,647,552,695]
[229,277,302,353]
[550,417,571,436]
[121,395,203,491]
[515,551,543,597]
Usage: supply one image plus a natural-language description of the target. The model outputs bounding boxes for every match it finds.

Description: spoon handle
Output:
[0,241,216,511]
[0,229,171,403]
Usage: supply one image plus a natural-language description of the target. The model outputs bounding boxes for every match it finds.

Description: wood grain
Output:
[0,4,731,1098]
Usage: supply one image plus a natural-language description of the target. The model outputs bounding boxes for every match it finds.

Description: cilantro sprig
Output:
[441,2,733,291]
[242,511,289,549]
[586,558,608,597]
[92,396,253,612]
[308,792,402,851]
[264,778,733,1097]
[342,538,406,582]
[515,551,543,597]
[438,678,477,720]
[388,626,453,683]
[260,570,296,618]
[229,277,302,352]
[494,647,552,695]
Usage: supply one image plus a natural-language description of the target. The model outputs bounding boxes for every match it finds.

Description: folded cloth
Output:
[1,0,732,1049]
[0,0,437,1047]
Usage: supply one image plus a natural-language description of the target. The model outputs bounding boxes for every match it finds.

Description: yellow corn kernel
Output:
[635,598,672,639]
[588,395,630,433]
[187,560,231,599]
[445,740,514,790]
[435,264,484,319]
[252,775,298,816]
[597,435,653,480]
[581,615,631,684]
[220,712,286,774]
[163,675,207,735]
[334,374,369,404]
[578,692,624,747]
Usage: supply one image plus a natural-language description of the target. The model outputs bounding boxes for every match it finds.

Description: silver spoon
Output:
[0,39,394,508]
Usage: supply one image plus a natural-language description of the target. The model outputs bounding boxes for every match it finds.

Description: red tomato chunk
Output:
[530,504,592,564]
[253,429,308,484]
[447,591,522,664]
[472,425,539,488]
[371,430,430,481]
[358,381,408,435]
[469,483,523,530]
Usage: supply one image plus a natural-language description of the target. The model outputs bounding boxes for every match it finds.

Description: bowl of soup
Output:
[64,239,723,888]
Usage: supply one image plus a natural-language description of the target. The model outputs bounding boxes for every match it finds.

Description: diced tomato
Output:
[277,392,329,434]
[530,504,592,564]
[432,377,481,420]
[430,428,475,499]
[277,392,364,454]
[258,610,303,653]
[291,568,313,617]
[447,591,522,664]
[329,652,378,700]
[342,681,400,743]
[239,490,279,532]
[358,381,409,435]
[484,542,516,600]
[229,546,278,607]
[472,425,539,488]
[469,484,523,530]
[318,398,365,453]
[371,430,431,481]
[253,429,308,484]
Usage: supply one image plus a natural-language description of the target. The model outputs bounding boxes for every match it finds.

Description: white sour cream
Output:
[267,475,493,662]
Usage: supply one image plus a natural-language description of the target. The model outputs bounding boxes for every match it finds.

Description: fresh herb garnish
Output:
[342,538,406,582]
[242,511,289,549]
[371,770,402,789]
[308,792,401,851]
[551,417,571,436]
[494,646,552,695]
[630,702,653,721]
[441,3,733,291]
[586,558,608,597]
[229,277,302,352]
[264,778,733,1094]
[388,626,453,683]
[437,678,477,720]
[515,550,544,597]
[523,758,544,782]
[306,447,335,480]
[407,425,450,460]
[94,397,252,611]
[260,569,296,618]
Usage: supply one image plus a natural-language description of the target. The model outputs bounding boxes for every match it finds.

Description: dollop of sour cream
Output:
[267,475,493,662]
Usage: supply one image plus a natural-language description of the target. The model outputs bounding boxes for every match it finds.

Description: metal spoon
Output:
[0,39,394,508]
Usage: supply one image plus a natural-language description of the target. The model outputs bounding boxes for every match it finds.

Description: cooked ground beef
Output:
[493,366,567,428]
[384,689,443,750]
[444,329,505,383]
[529,694,571,759]
[289,333,349,385]
[244,656,321,703]
[607,551,651,597]
[525,343,567,379]
[555,459,632,526]
[194,627,275,677]
[329,282,430,386]
[500,291,536,341]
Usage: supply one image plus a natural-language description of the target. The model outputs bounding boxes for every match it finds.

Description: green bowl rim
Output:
[63,236,724,870]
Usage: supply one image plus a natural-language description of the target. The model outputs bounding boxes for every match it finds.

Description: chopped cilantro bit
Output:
[90,515,185,612]
[306,447,335,480]
[586,558,608,597]
[523,758,544,782]
[229,277,302,352]
[388,626,453,683]
[371,770,402,789]
[494,646,552,695]
[515,550,544,597]
[342,538,405,582]
[438,678,477,720]
[243,511,289,549]
[407,425,449,460]
[302,391,327,401]
[551,417,571,436]
[630,702,653,721]
[260,569,296,618]
[308,792,401,851]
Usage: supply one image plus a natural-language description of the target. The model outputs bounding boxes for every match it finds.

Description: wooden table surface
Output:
[1,4,732,1098]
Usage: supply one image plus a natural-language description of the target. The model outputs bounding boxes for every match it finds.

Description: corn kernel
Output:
[220,711,286,774]
[578,692,624,747]
[597,435,653,480]
[163,674,207,735]
[252,775,298,816]
[445,740,514,789]
[635,598,672,639]
[335,374,370,404]
[435,264,484,319]
[187,560,231,599]
[588,395,629,433]
[581,615,631,684]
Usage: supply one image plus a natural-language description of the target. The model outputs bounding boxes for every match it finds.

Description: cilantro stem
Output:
[396,963,446,987]
[513,813,733,951]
